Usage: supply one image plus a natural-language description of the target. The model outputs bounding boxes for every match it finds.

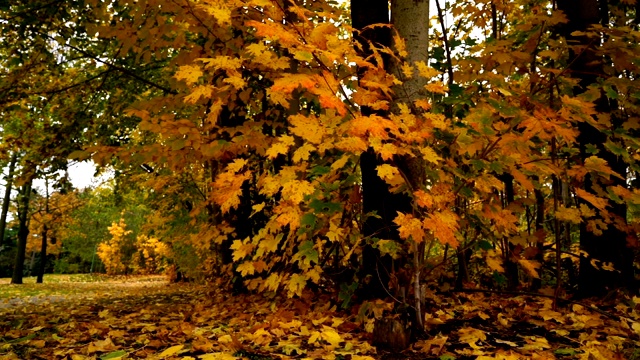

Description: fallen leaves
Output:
[1,276,640,359]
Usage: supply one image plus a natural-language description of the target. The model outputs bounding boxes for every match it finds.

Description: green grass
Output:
[0,274,166,301]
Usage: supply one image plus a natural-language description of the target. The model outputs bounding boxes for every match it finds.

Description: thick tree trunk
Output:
[352,0,430,301]
[11,178,33,284]
[351,0,396,300]
[556,0,634,296]
[0,152,17,248]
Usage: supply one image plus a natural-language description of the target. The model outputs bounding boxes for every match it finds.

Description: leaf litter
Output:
[1,276,639,359]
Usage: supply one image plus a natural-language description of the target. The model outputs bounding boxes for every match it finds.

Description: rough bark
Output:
[11,178,33,284]
[556,0,634,296]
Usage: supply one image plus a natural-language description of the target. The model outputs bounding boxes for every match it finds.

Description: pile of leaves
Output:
[1,276,640,359]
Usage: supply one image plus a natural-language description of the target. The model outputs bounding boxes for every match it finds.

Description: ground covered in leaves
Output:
[1,275,639,359]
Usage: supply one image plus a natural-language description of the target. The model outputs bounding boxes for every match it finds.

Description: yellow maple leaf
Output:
[226,158,247,173]
[287,273,307,297]
[198,2,232,26]
[320,325,343,348]
[281,180,315,204]
[415,60,440,79]
[223,76,246,89]
[289,114,325,144]
[174,65,202,85]
[584,156,623,179]
[423,210,459,247]
[420,146,442,164]
[555,205,582,224]
[266,135,295,159]
[264,273,283,291]
[414,190,433,209]
[335,137,368,153]
[394,212,425,242]
[376,164,400,182]
[230,239,255,261]
[292,143,316,163]
[486,250,505,273]
[184,85,214,104]
[236,261,255,276]
[211,171,250,213]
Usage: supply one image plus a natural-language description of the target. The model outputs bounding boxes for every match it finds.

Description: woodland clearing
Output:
[1,275,639,359]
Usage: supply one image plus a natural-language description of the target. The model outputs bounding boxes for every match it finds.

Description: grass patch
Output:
[0,274,166,301]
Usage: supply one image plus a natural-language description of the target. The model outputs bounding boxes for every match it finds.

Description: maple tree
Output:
[2,0,640,354]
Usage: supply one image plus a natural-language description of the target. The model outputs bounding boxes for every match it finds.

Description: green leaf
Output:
[297,213,317,235]
[296,240,318,264]
[554,348,578,356]
[309,199,342,214]
[100,350,128,360]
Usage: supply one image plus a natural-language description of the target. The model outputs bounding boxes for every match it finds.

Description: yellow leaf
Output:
[287,273,307,297]
[157,345,184,358]
[420,146,442,164]
[415,60,440,79]
[197,3,232,26]
[320,325,343,348]
[175,65,202,85]
[555,205,582,224]
[231,239,255,261]
[423,210,459,247]
[266,135,295,159]
[457,327,486,347]
[226,158,248,173]
[584,156,622,179]
[486,250,504,273]
[236,261,255,276]
[198,352,237,360]
[281,180,315,204]
[394,212,425,242]
[376,164,400,182]
[292,143,316,163]
[518,259,541,279]
[184,85,214,104]
[414,189,433,209]
[575,188,609,211]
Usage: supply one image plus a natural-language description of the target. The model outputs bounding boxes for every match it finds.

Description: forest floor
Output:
[0,275,639,360]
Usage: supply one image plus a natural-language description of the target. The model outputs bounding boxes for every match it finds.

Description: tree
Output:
[0,151,17,248]
[556,0,635,296]
[11,177,32,284]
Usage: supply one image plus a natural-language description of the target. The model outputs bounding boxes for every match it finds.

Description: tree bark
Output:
[556,0,634,296]
[351,0,396,299]
[11,178,33,284]
[0,152,17,248]
[352,0,430,301]
[37,176,50,283]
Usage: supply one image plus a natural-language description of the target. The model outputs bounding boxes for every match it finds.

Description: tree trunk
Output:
[37,177,50,283]
[352,0,429,302]
[351,0,396,299]
[556,0,634,296]
[11,178,33,284]
[0,152,17,248]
